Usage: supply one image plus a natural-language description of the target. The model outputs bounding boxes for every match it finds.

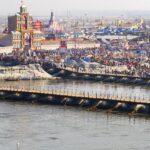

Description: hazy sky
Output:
[1,0,150,15]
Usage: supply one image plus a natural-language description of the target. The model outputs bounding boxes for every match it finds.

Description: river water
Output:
[0,80,150,150]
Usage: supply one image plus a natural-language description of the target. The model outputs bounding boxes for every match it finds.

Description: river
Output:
[0,80,150,150]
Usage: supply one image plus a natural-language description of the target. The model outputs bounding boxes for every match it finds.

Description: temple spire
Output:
[21,0,24,6]
[20,0,27,13]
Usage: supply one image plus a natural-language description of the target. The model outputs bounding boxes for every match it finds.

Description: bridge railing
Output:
[0,85,149,104]
[0,85,150,103]
[57,66,142,78]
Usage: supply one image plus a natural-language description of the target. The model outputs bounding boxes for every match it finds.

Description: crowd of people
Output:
[0,37,150,78]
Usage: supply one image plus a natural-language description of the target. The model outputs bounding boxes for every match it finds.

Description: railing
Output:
[0,85,149,104]
[56,66,144,78]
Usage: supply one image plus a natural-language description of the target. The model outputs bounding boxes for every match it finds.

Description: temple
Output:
[8,1,42,51]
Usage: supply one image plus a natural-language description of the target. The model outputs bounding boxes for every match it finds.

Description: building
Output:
[8,2,42,51]
[33,20,43,31]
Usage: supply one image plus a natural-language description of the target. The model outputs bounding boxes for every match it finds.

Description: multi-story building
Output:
[8,3,42,51]
[33,20,43,31]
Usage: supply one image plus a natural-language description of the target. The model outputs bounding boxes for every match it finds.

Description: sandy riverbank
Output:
[0,64,55,80]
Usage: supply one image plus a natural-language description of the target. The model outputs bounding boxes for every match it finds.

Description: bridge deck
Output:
[56,67,145,79]
[0,87,149,105]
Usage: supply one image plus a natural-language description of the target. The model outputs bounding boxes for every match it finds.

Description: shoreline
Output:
[0,64,55,81]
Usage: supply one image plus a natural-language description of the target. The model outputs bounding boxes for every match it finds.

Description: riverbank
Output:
[0,64,55,80]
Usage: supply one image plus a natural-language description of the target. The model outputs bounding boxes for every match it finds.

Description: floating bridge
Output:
[0,86,150,115]
[45,67,150,86]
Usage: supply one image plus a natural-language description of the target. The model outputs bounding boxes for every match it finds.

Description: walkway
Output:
[0,86,149,105]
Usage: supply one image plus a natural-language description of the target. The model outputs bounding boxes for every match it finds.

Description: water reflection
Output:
[0,101,150,150]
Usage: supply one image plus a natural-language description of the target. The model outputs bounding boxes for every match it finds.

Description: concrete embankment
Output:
[0,64,55,80]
